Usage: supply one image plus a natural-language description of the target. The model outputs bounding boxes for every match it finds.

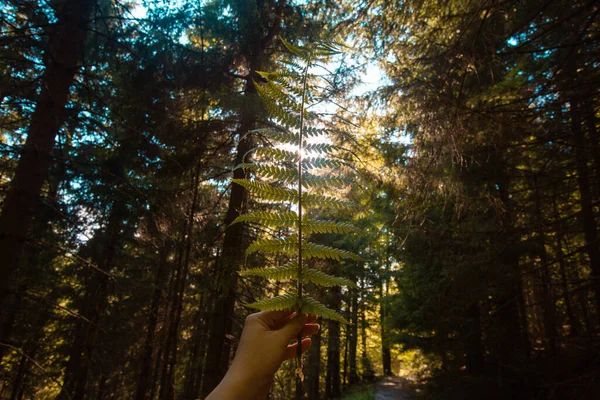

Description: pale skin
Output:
[206,311,320,400]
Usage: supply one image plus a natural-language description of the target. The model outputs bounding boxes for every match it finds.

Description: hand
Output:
[206,311,319,400]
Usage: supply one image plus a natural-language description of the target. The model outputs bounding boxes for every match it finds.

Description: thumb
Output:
[279,313,307,342]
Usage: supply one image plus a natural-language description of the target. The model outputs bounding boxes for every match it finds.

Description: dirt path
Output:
[374,376,413,400]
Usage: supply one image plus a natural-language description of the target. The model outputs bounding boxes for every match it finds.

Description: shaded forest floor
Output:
[374,376,413,400]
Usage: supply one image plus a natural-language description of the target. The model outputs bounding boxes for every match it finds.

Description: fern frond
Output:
[251,128,300,145]
[302,157,343,170]
[256,83,301,128]
[241,261,298,280]
[252,147,298,162]
[302,220,357,234]
[304,242,362,261]
[232,211,298,228]
[246,293,298,311]
[303,175,348,189]
[247,236,299,256]
[304,268,358,288]
[304,143,337,154]
[303,126,329,138]
[302,194,357,210]
[232,179,297,202]
[300,296,349,324]
[280,37,312,63]
[242,262,357,290]
[262,80,303,114]
[253,128,300,145]
[235,163,298,183]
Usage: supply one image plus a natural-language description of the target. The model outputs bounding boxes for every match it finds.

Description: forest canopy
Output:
[0,0,599,399]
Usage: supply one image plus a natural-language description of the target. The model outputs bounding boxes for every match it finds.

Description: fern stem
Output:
[296,60,310,391]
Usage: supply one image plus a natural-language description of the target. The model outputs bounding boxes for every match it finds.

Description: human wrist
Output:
[207,367,259,400]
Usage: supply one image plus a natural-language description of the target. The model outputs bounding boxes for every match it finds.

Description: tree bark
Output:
[533,176,557,356]
[55,199,128,400]
[464,303,485,375]
[134,236,169,400]
[553,200,581,336]
[348,288,359,384]
[567,55,600,314]
[305,324,322,400]
[0,0,94,309]
[158,170,200,400]
[325,286,341,399]
[380,272,392,376]
[494,155,529,369]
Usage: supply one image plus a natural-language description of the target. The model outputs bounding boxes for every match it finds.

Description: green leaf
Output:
[241,261,298,280]
[302,219,357,234]
[252,147,298,163]
[302,175,348,189]
[304,268,357,288]
[302,157,343,170]
[302,194,357,210]
[246,293,299,311]
[303,241,363,261]
[256,82,302,128]
[253,128,300,145]
[232,179,298,202]
[279,37,311,63]
[304,142,338,154]
[246,236,299,256]
[300,296,349,324]
[235,163,298,183]
[231,211,298,228]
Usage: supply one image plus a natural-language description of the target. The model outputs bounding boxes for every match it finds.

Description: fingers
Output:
[279,313,308,341]
[284,338,312,360]
[252,311,295,330]
[301,323,320,337]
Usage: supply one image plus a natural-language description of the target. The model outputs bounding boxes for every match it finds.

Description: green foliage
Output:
[232,38,360,323]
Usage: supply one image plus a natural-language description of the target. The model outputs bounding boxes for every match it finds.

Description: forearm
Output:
[205,370,269,400]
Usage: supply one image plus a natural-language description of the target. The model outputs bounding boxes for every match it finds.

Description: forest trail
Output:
[374,376,413,400]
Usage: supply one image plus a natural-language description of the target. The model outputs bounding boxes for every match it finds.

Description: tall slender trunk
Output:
[159,171,200,400]
[182,292,207,400]
[494,155,529,370]
[567,57,600,314]
[55,200,128,400]
[360,292,374,381]
[380,270,392,376]
[325,285,341,399]
[533,176,557,355]
[464,303,485,375]
[348,288,359,384]
[553,200,581,336]
[200,86,256,398]
[305,327,321,400]
[134,239,169,400]
[0,0,94,308]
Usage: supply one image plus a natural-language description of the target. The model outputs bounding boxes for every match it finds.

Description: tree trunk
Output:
[0,0,94,308]
[464,303,485,375]
[55,199,128,400]
[182,292,208,400]
[567,56,600,314]
[134,237,169,400]
[159,171,200,400]
[494,156,529,371]
[305,326,321,400]
[533,176,557,356]
[348,289,359,384]
[325,286,341,399]
[553,200,581,336]
[380,273,392,376]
